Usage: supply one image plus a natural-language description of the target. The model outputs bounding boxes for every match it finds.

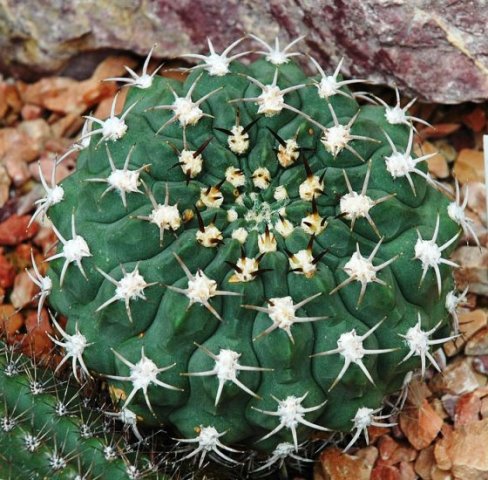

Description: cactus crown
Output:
[40,35,462,470]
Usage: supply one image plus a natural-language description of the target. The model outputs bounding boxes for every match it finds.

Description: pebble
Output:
[0,164,11,208]
[465,326,488,355]
[448,418,488,480]
[465,181,487,227]
[3,156,32,186]
[316,446,378,480]
[414,445,435,480]
[0,214,39,245]
[444,310,488,357]
[0,304,23,336]
[453,247,488,297]
[415,141,450,179]
[10,269,37,310]
[430,358,485,395]
[472,355,488,375]
[453,149,485,183]
[399,399,443,450]
[0,252,15,288]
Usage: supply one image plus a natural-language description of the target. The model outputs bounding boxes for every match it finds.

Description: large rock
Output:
[1,0,487,103]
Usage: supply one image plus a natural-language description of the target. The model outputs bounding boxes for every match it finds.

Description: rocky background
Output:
[1,0,488,103]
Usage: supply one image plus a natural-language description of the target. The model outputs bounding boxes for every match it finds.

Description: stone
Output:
[465,181,487,227]
[0,252,15,289]
[371,464,401,480]
[453,149,485,184]
[1,1,488,103]
[10,269,37,310]
[444,310,487,357]
[0,164,11,209]
[3,156,31,186]
[18,118,52,154]
[452,247,488,297]
[430,467,451,480]
[378,435,417,465]
[0,304,23,336]
[430,358,485,395]
[462,107,486,133]
[0,214,39,245]
[415,445,435,480]
[454,392,481,426]
[448,418,488,480]
[317,446,378,480]
[465,326,488,356]
[481,397,488,419]
[433,424,453,471]
[415,142,449,179]
[473,356,488,375]
[398,461,417,480]
[399,399,443,450]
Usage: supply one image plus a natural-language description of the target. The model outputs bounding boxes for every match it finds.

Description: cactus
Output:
[39,35,464,469]
[0,341,164,479]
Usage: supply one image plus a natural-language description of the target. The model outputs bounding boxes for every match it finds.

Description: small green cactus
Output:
[0,342,161,479]
[38,35,466,470]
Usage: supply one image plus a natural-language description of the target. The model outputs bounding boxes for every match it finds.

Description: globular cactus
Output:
[37,35,466,470]
[0,341,163,479]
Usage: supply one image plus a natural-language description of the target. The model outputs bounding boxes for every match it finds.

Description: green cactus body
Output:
[43,36,461,465]
[0,343,160,479]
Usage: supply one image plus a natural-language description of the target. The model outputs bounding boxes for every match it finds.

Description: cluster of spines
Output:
[0,342,165,479]
[30,33,470,471]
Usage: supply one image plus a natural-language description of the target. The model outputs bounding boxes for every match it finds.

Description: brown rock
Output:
[21,103,43,121]
[398,461,417,480]
[0,164,11,209]
[317,446,378,480]
[0,304,23,336]
[441,394,459,420]
[415,445,435,480]
[371,464,401,480]
[50,113,82,138]
[18,119,52,154]
[448,419,488,480]
[434,424,453,471]
[0,127,38,163]
[462,107,486,133]
[3,156,32,186]
[473,356,488,375]
[465,181,487,228]
[378,435,400,463]
[20,309,54,360]
[0,214,39,245]
[0,252,15,288]
[378,435,417,465]
[21,77,77,107]
[430,358,485,395]
[454,392,481,426]
[416,142,449,179]
[465,326,488,355]
[420,123,461,139]
[399,399,443,450]
[480,397,488,419]
[430,467,452,480]
[453,149,485,184]
[430,398,449,421]
[452,247,488,297]
[10,270,37,310]
[0,83,22,118]
[444,310,487,357]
